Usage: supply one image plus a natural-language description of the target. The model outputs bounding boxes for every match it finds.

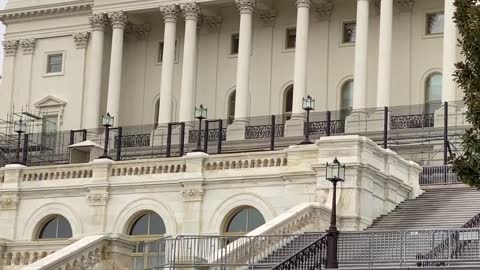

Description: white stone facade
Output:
[0,0,459,131]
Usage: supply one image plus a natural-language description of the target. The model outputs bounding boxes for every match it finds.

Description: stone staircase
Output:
[366,186,480,231]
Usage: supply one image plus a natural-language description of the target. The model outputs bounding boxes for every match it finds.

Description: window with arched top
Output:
[38,215,72,239]
[224,207,265,235]
[340,79,354,119]
[425,73,442,113]
[129,211,166,236]
[228,90,236,125]
[283,85,294,122]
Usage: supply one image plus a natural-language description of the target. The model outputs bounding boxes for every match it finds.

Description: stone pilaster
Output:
[20,38,36,55]
[2,40,18,56]
[72,32,90,49]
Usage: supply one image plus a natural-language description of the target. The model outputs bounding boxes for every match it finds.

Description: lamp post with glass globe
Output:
[99,113,114,159]
[325,157,345,269]
[14,119,27,164]
[193,105,207,152]
[300,95,315,144]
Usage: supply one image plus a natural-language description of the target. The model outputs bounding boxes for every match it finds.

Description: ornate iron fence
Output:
[114,134,151,148]
[271,235,327,270]
[390,113,434,129]
[245,124,285,139]
[309,120,345,135]
[188,128,227,144]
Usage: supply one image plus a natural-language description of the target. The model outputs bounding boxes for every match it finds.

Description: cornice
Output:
[0,0,93,24]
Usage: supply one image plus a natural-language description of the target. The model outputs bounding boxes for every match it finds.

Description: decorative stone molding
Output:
[133,24,151,40]
[235,0,256,14]
[160,5,179,23]
[180,188,204,202]
[202,15,223,32]
[296,0,311,8]
[315,1,334,20]
[0,2,92,24]
[20,38,36,55]
[72,32,90,49]
[89,13,108,31]
[0,197,18,210]
[86,193,109,205]
[373,0,381,16]
[395,0,415,12]
[108,11,128,29]
[258,10,276,26]
[180,2,201,21]
[3,40,19,56]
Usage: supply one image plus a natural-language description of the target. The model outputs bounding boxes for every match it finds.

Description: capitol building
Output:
[0,0,476,269]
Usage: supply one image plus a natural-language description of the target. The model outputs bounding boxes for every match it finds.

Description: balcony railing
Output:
[419,165,461,185]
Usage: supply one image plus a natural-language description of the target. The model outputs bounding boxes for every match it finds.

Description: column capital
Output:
[296,0,311,8]
[314,1,333,20]
[395,0,414,12]
[258,10,277,26]
[160,5,180,23]
[235,0,256,14]
[72,32,90,49]
[20,38,36,55]
[203,15,223,32]
[109,11,128,29]
[181,2,201,21]
[133,24,151,40]
[89,13,108,31]
[2,40,19,57]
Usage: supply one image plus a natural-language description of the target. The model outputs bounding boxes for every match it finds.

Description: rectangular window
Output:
[157,41,178,63]
[285,28,297,49]
[426,12,444,35]
[342,22,356,43]
[230,33,240,55]
[46,53,63,74]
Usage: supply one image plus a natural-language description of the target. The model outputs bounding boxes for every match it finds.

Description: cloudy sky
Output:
[0,0,7,76]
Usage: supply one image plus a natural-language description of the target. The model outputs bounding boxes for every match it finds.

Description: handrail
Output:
[272,234,328,270]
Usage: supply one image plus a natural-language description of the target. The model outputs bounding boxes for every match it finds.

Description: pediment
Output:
[34,95,67,108]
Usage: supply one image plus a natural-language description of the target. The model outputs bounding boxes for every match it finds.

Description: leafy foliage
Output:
[451,0,480,187]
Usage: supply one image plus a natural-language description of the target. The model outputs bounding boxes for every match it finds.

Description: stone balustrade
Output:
[20,164,93,182]
[109,158,186,177]
[204,151,288,171]
[1,239,74,268]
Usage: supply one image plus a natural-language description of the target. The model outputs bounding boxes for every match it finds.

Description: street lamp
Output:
[14,119,27,164]
[99,113,114,159]
[300,95,315,145]
[193,105,208,152]
[325,157,345,269]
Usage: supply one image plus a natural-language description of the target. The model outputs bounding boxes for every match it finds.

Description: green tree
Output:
[451,0,480,187]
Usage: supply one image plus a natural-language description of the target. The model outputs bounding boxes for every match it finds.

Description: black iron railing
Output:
[188,128,227,143]
[114,134,151,148]
[419,165,460,185]
[245,124,285,139]
[309,120,345,135]
[390,113,434,129]
[272,235,328,270]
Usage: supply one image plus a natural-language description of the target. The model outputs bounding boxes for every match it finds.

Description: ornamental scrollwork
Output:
[180,188,204,201]
[390,114,434,129]
[202,15,223,32]
[160,5,180,23]
[258,10,276,26]
[235,0,256,14]
[133,24,151,40]
[89,13,108,31]
[114,134,151,148]
[315,1,333,20]
[72,32,90,49]
[20,38,36,54]
[308,120,345,135]
[395,0,415,12]
[108,11,128,29]
[245,124,285,139]
[189,129,227,143]
[86,193,109,203]
[180,2,201,21]
[0,197,18,210]
[3,40,19,56]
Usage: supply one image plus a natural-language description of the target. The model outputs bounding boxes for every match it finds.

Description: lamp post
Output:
[300,95,315,145]
[193,105,207,152]
[99,113,114,159]
[14,119,26,164]
[325,157,345,269]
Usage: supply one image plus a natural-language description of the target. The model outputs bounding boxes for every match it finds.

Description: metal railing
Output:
[419,165,461,185]
[272,235,328,270]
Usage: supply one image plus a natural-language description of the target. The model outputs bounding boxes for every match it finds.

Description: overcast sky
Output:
[0,0,7,76]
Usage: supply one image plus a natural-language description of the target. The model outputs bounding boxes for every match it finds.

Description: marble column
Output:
[442,0,457,103]
[291,0,311,117]
[85,14,107,129]
[376,0,393,108]
[106,11,128,126]
[179,3,200,124]
[352,0,369,111]
[158,5,179,126]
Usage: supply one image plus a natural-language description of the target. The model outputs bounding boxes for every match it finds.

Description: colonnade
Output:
[83,0,458,129]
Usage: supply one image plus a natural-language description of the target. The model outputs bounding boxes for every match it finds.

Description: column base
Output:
[284,117,305,137]
[226,120,247,141]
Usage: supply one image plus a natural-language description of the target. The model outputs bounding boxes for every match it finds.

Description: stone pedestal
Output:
[367,109,390,132]
[345,111,368,134]
[226,121,247,141]
[151,124,193,147]
[284,117,305,137]
[434,104,467,128]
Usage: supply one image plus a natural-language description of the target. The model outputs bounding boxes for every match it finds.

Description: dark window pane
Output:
[246,209,266,231]
[343,23,356,43]
[57,216,72,238]
[149,212,166,235]
[158,42,164,63]
[47,54,63,73]
[426,13,444,35]
[227,209,248,233]
[228,91,236,124]
[39,218,58,239]
[130,214,149,235]
[286,28,296,49]
[231,34,239,55]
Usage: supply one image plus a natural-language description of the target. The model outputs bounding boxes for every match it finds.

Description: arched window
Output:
[283,85,294,122]
[425,73,442,113]
[228,90,236,124]
[224,207,265,234]
[38,215,72,239]
[340,80,354,119]
[129,211,166,236]
[154,99,160,128]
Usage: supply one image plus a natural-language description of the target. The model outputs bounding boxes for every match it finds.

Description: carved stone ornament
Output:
[133,24,151,40]
[72,32,90,49]
[296,0,312,8]
[202,15,223,32]
[109,11,128,29]
[315,1,334,20]
[0,197,18,210]
[160,5,180,23]
[20,38,36,55]
[3,40,19,56]
[258,10,277,26]
[87,193,109,205]
[181,2,201,21]
[235,0,256,14]
[89,13,108,31]
[180,188,204,201]
[395,0,415,12]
